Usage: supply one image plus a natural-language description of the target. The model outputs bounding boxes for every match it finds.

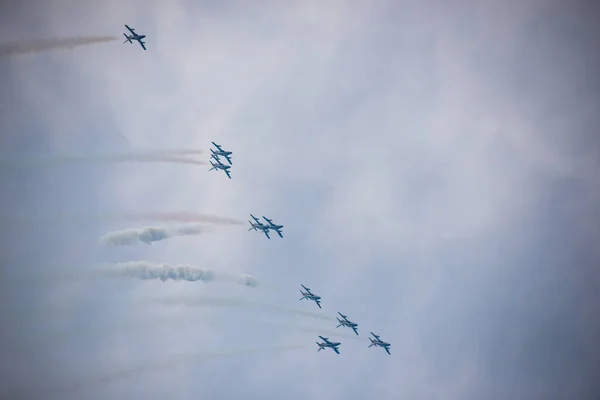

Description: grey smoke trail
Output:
[128,212,243,225]
[134,149,204,156]
[103,261,259,287]
[0,153,206,167]
[151,296,334,321]
[0,212,244,226]
[45,344,310,397]
[0,36,118,57]
[100,224,213,246]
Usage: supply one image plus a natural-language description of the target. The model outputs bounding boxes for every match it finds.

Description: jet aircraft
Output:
[248,215,283,239]
[299,284,322,308]
[123,25,147,50]
[368,332,391,355]
[248,214,271,239]
[336,312,359,335]
[316,336,340,354]
[209,158,231,179]
[210,142,232,165]
[262,216,283,238]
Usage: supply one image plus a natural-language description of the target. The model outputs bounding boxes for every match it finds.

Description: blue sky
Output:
[1,0,599,399]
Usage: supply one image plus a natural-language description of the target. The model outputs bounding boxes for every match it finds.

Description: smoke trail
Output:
[100,224,213,246]
[0,212,244,226]
[133,149,204,156]
[103,261,259,287]
[3,262,258,290]
[0,36,118,57]
[129,212,243,225]
[46,344,310,396]
[0,153,206,167]
[151,296,334,321]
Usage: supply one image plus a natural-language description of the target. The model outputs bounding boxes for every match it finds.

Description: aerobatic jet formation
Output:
[123,25,147,50]
[210,142,232,165]
[299,284,322,308]
[316,336,341,354]
[368,332,391,355]
[209,157,232,179]
[336,312,359,335]
[248,214,283,239]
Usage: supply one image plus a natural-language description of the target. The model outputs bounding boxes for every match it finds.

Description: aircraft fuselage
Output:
[302,293,320,301]
[319,342,340,349]
[127,34,145,41]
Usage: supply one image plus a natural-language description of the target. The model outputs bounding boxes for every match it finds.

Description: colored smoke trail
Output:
[0,36,118,57]
[100,224,213,246]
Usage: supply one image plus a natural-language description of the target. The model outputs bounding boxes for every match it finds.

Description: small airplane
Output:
[299,284,322,309]
[262,216,283,238]
[123,25,147,51]
[210,142,232,165]
[316,336,341,354]
[209,158,232,179]
[248,214,272,239]
[336,312,359,335]
[368,332,391,355]
[248,215,283,239]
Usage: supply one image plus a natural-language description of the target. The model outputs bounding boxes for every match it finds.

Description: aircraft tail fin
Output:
[317,343,322,351]
[123,33,132,44]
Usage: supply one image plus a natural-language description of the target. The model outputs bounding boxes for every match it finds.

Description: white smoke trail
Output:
[102,261,259,287]
[0,36,118,57]
[151,296,334,321]
[100,224,213,246]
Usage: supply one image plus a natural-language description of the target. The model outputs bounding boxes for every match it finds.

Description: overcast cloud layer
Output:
[1,0,599,399]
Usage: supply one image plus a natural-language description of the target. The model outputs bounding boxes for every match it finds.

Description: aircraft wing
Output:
[224,169,231,179]
[318,336,330,343]
[262,216,274,225]
[139,40,147,51]
[125,24,136,34]
[275,229,283,238]
[262,230,270,239]
[338,312,349,321]
[224,154,232,164]
[250,214,262,224]
[301,284,311,292]
[352,326,359,335]
[371,332,381,340]
[384,346,391,355]
[315,299,322,309]
[212,142,224,151]
[333,346,340,354]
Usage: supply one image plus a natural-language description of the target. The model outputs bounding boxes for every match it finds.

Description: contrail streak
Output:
[0,36,118,57]
[46,344,310,396]
[151,296,334,321]
[100,224,214,246]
